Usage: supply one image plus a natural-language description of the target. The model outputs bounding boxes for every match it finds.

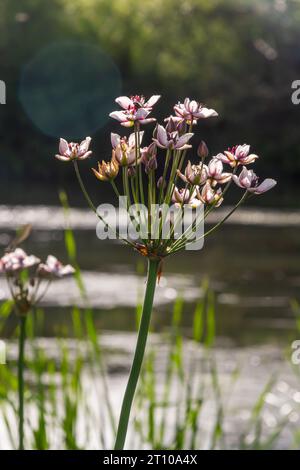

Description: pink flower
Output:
[111,131,144,166]
[55,137,92,162]
[172,186,201,208]
[37,255,75,279]
[217,144,258,168]
[141,142,157,174]
[153,124,193,150]
[0,248,40,274]
[174,98,218,123]
[197,182,224,207]
[116,95,161,111]
[164,115,186,133]
[232,166,277,194]
[109,94,160,127]
[206,159,232,186]
[177,160,207,185]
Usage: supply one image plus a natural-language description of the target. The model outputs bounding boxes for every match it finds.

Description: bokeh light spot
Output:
[19,42,122,139]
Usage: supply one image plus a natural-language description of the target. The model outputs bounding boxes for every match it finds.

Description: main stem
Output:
[18,315,26,450]
[114,258,159,450]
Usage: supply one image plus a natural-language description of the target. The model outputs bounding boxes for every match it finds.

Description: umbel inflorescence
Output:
[0,248,74,315]
[54,94,277,450]
[55,95,276,260]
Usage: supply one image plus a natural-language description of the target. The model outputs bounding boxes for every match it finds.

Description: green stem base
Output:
[114,258,159,450]
[18,316,26,450]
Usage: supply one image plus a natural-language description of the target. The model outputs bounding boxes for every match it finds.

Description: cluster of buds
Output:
[55,94,276,258]
[0,248,74,315]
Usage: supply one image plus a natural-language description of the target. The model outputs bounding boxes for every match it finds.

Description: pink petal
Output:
[139,118,156,125]
[232,174,243,188]
[79,136,91,154]
[55,154,71,162]
[177,144,192,150]
[135,108,150,120]
[128,131,144,147]
[115,96,133,109]
[59,138,69,156]
[152,138,167,149]
[78,151,92,160]
[208,158,223,176]
[236,144,250,157]
[189,100,198,112]
[174,105,184,118]
[61,265,75,276]
[215,152,231,164]
[109,111,128,122]
[242,154,258,164]
[111,133,120,148]
[198,108,218,118]
[218,173,232,184]
[252,178,277,194]
[157,125,169,147]
[175,132,194,149]
[145,95,161,107]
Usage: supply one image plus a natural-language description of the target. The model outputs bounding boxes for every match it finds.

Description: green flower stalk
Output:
[18,315,26,450]
[114,258,159,449]
[0,247,75,450]
[54,94,276,449]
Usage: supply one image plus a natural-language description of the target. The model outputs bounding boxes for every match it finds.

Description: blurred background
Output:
[0,0,299,205]
[1,0,300,449]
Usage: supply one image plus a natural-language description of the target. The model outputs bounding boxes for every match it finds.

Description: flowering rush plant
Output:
[55,94,276,449]
[0,244,74,450]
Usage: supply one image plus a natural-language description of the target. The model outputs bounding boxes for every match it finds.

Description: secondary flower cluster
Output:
[54,94,276,257]
[0,248,74,315]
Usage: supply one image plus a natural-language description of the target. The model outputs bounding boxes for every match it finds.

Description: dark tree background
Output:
[0,0,299,205]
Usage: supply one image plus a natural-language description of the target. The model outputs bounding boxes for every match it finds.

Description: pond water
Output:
[0,204,299,346]
[0,204,300,449]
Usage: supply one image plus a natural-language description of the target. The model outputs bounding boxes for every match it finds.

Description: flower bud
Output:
[92,153,119,182]
[157,176,166,189]
[197,140,209,159]
[128,166,136,177]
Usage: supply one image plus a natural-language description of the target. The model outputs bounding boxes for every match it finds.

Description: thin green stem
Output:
[202,191,248,239]
[170,191,248,254]
[114,258,159,450]
[73,161,135,248]
[171,169,237,252]
[110,180,120,199]
[74,161,100,216]
[137,129,145,206]
[18,315,26,450]
[158,149,171,206]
